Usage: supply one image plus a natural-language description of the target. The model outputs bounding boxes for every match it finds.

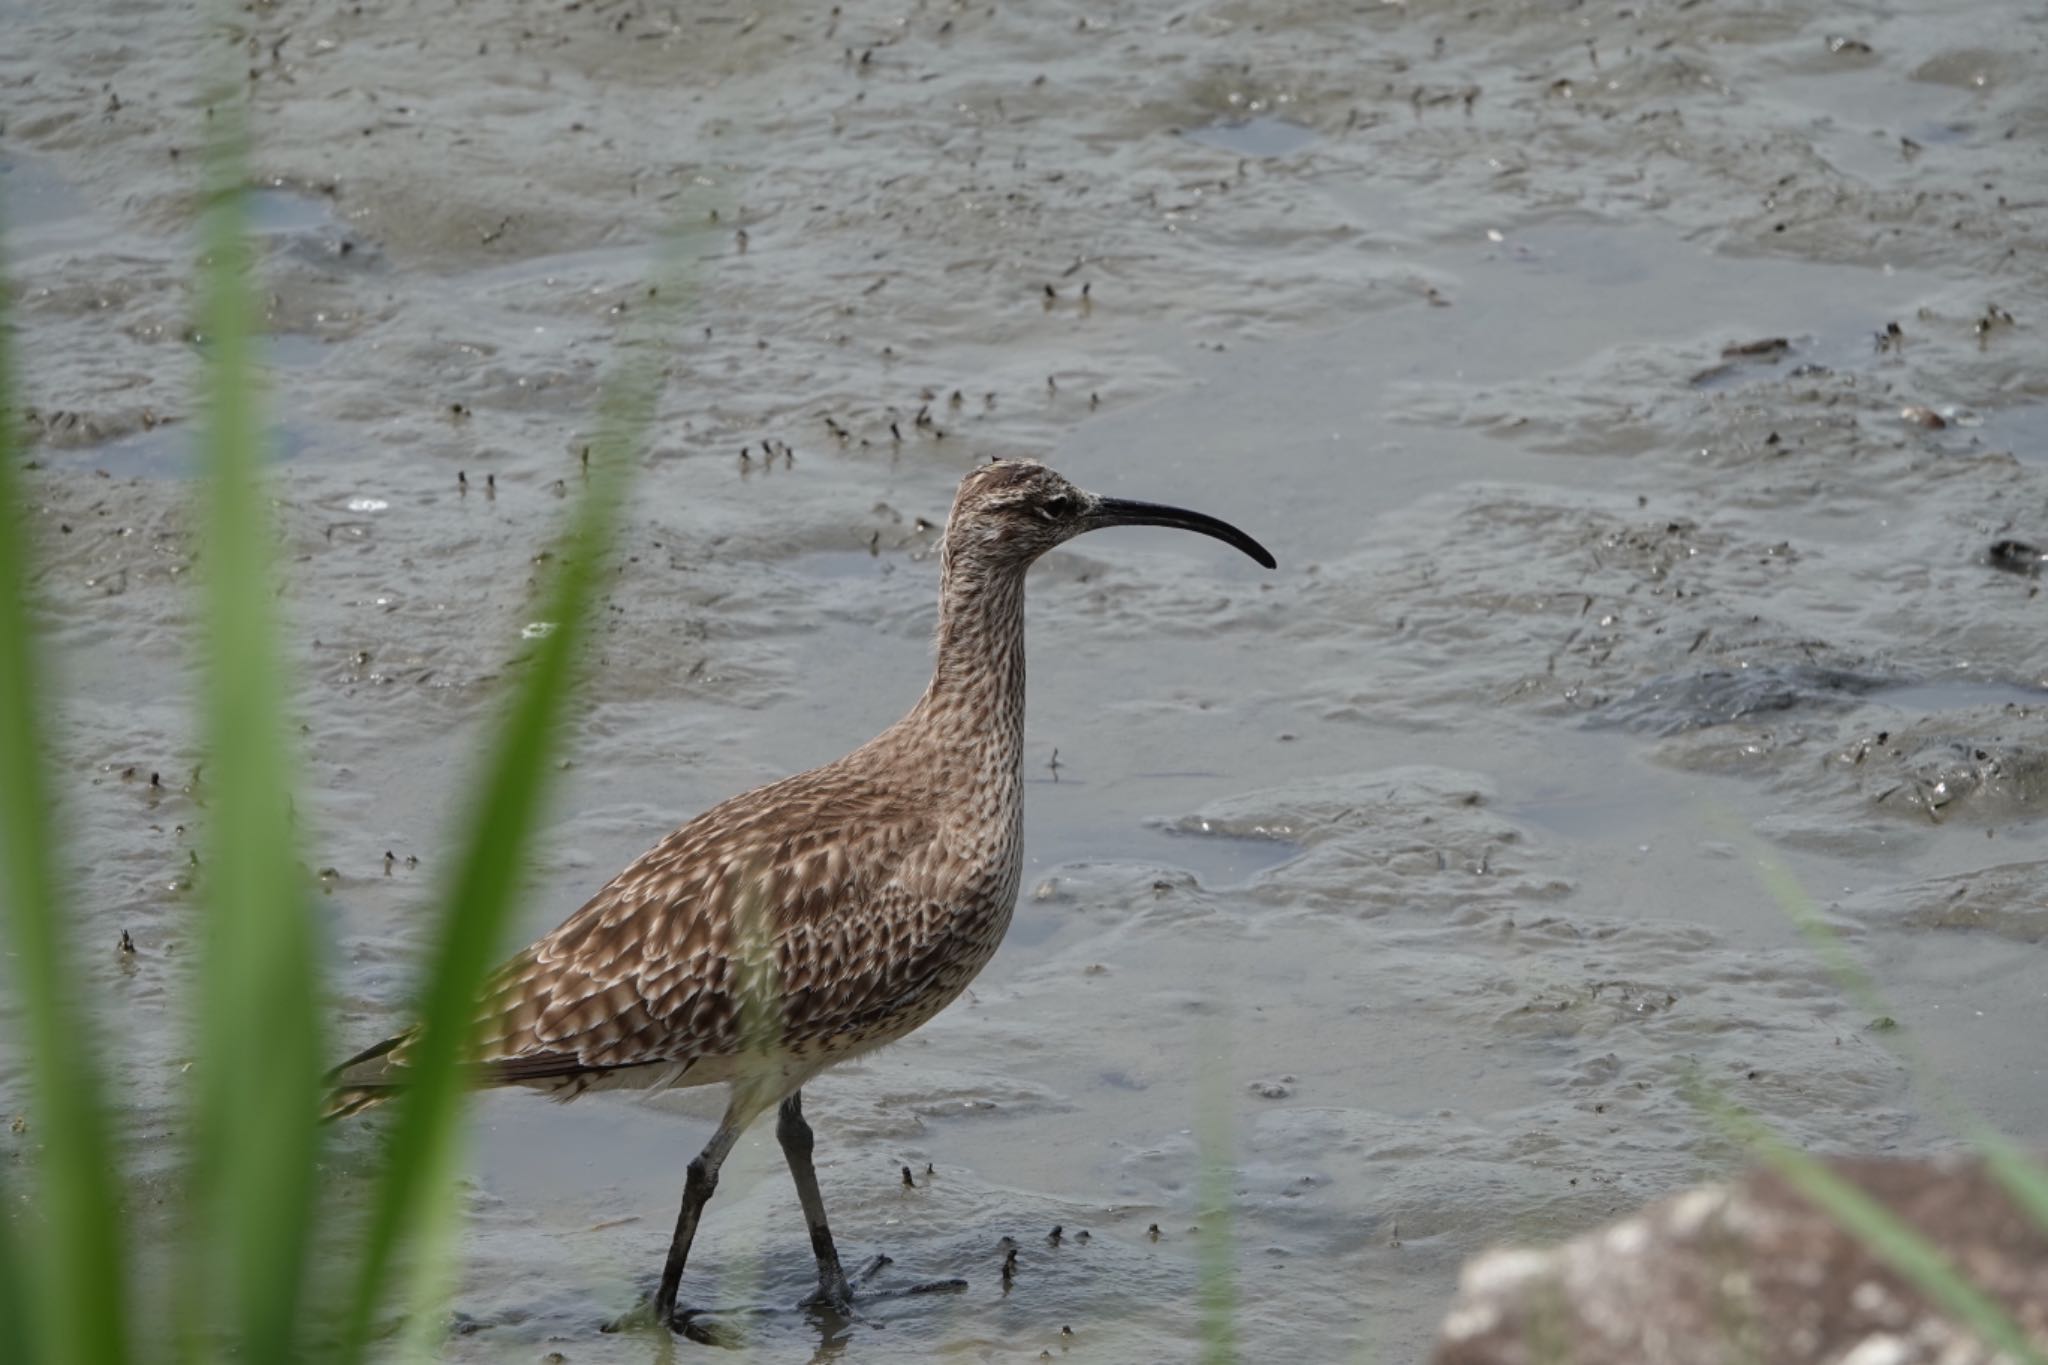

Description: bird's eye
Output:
[1038,494,1079,520]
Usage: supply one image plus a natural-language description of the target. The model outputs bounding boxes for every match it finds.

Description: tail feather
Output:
[323,1031,411,1120]
[323,1029,633,1117]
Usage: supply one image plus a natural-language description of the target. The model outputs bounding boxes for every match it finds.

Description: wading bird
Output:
[330,459,1275,1328]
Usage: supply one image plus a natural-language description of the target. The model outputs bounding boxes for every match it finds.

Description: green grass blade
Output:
[1693,1083,2045,1365]
[180,76,327,1362]
[1195,1013,1237,1365]
[1708,811,2048,1245]
[1969,1131,2048,1235]
[0,181,132,1365]
[334,246,685,1363]
[0,1165,32,1365]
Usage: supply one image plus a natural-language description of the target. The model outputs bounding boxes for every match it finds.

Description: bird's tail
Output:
[323,1030,413,1120]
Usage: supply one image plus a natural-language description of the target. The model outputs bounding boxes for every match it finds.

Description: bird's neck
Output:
[912,558,1027,783]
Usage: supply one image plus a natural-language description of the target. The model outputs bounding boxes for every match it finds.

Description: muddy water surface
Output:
[6,0,2048,1359]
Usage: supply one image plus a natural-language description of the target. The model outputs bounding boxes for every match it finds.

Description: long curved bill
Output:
[1087,496,1278,569]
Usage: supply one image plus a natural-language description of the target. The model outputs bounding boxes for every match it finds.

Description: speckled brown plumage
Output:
[328,459,1275,1322]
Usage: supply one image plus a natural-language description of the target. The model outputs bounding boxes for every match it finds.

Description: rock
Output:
[1432,1154,2048,1365]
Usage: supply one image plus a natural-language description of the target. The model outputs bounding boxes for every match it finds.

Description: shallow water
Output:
[5,0,2048,1359]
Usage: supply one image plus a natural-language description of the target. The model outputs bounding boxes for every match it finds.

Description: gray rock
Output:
[1433,1155,2048,1365]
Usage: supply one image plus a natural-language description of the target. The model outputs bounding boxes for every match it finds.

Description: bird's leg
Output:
[777,1091,855,1311]
[653,1110,746,1325]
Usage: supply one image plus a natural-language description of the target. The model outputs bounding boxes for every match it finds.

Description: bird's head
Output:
[941,459,1276,574]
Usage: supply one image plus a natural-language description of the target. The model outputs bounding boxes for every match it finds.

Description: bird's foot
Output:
[671,1308,747,1348]
[799,1253,964,1309]
[598,1298,749,1346]
[601,1258,968,1342]
[598,1299,660,1334]
[797,1276,856,1315]
[597,1293,747,1347]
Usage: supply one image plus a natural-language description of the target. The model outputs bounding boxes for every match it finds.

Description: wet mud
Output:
[5,0,2047,1358]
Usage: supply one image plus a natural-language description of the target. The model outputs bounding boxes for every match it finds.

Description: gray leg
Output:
[654,1108,746,1323]
[777,1091,853,1310]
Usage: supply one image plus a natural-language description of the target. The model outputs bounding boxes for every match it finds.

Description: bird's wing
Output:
[331,763,957,1106]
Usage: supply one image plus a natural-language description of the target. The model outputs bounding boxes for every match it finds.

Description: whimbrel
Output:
[331,459,1275,1326]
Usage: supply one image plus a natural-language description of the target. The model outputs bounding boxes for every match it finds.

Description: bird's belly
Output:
[795,881,1019,1062]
